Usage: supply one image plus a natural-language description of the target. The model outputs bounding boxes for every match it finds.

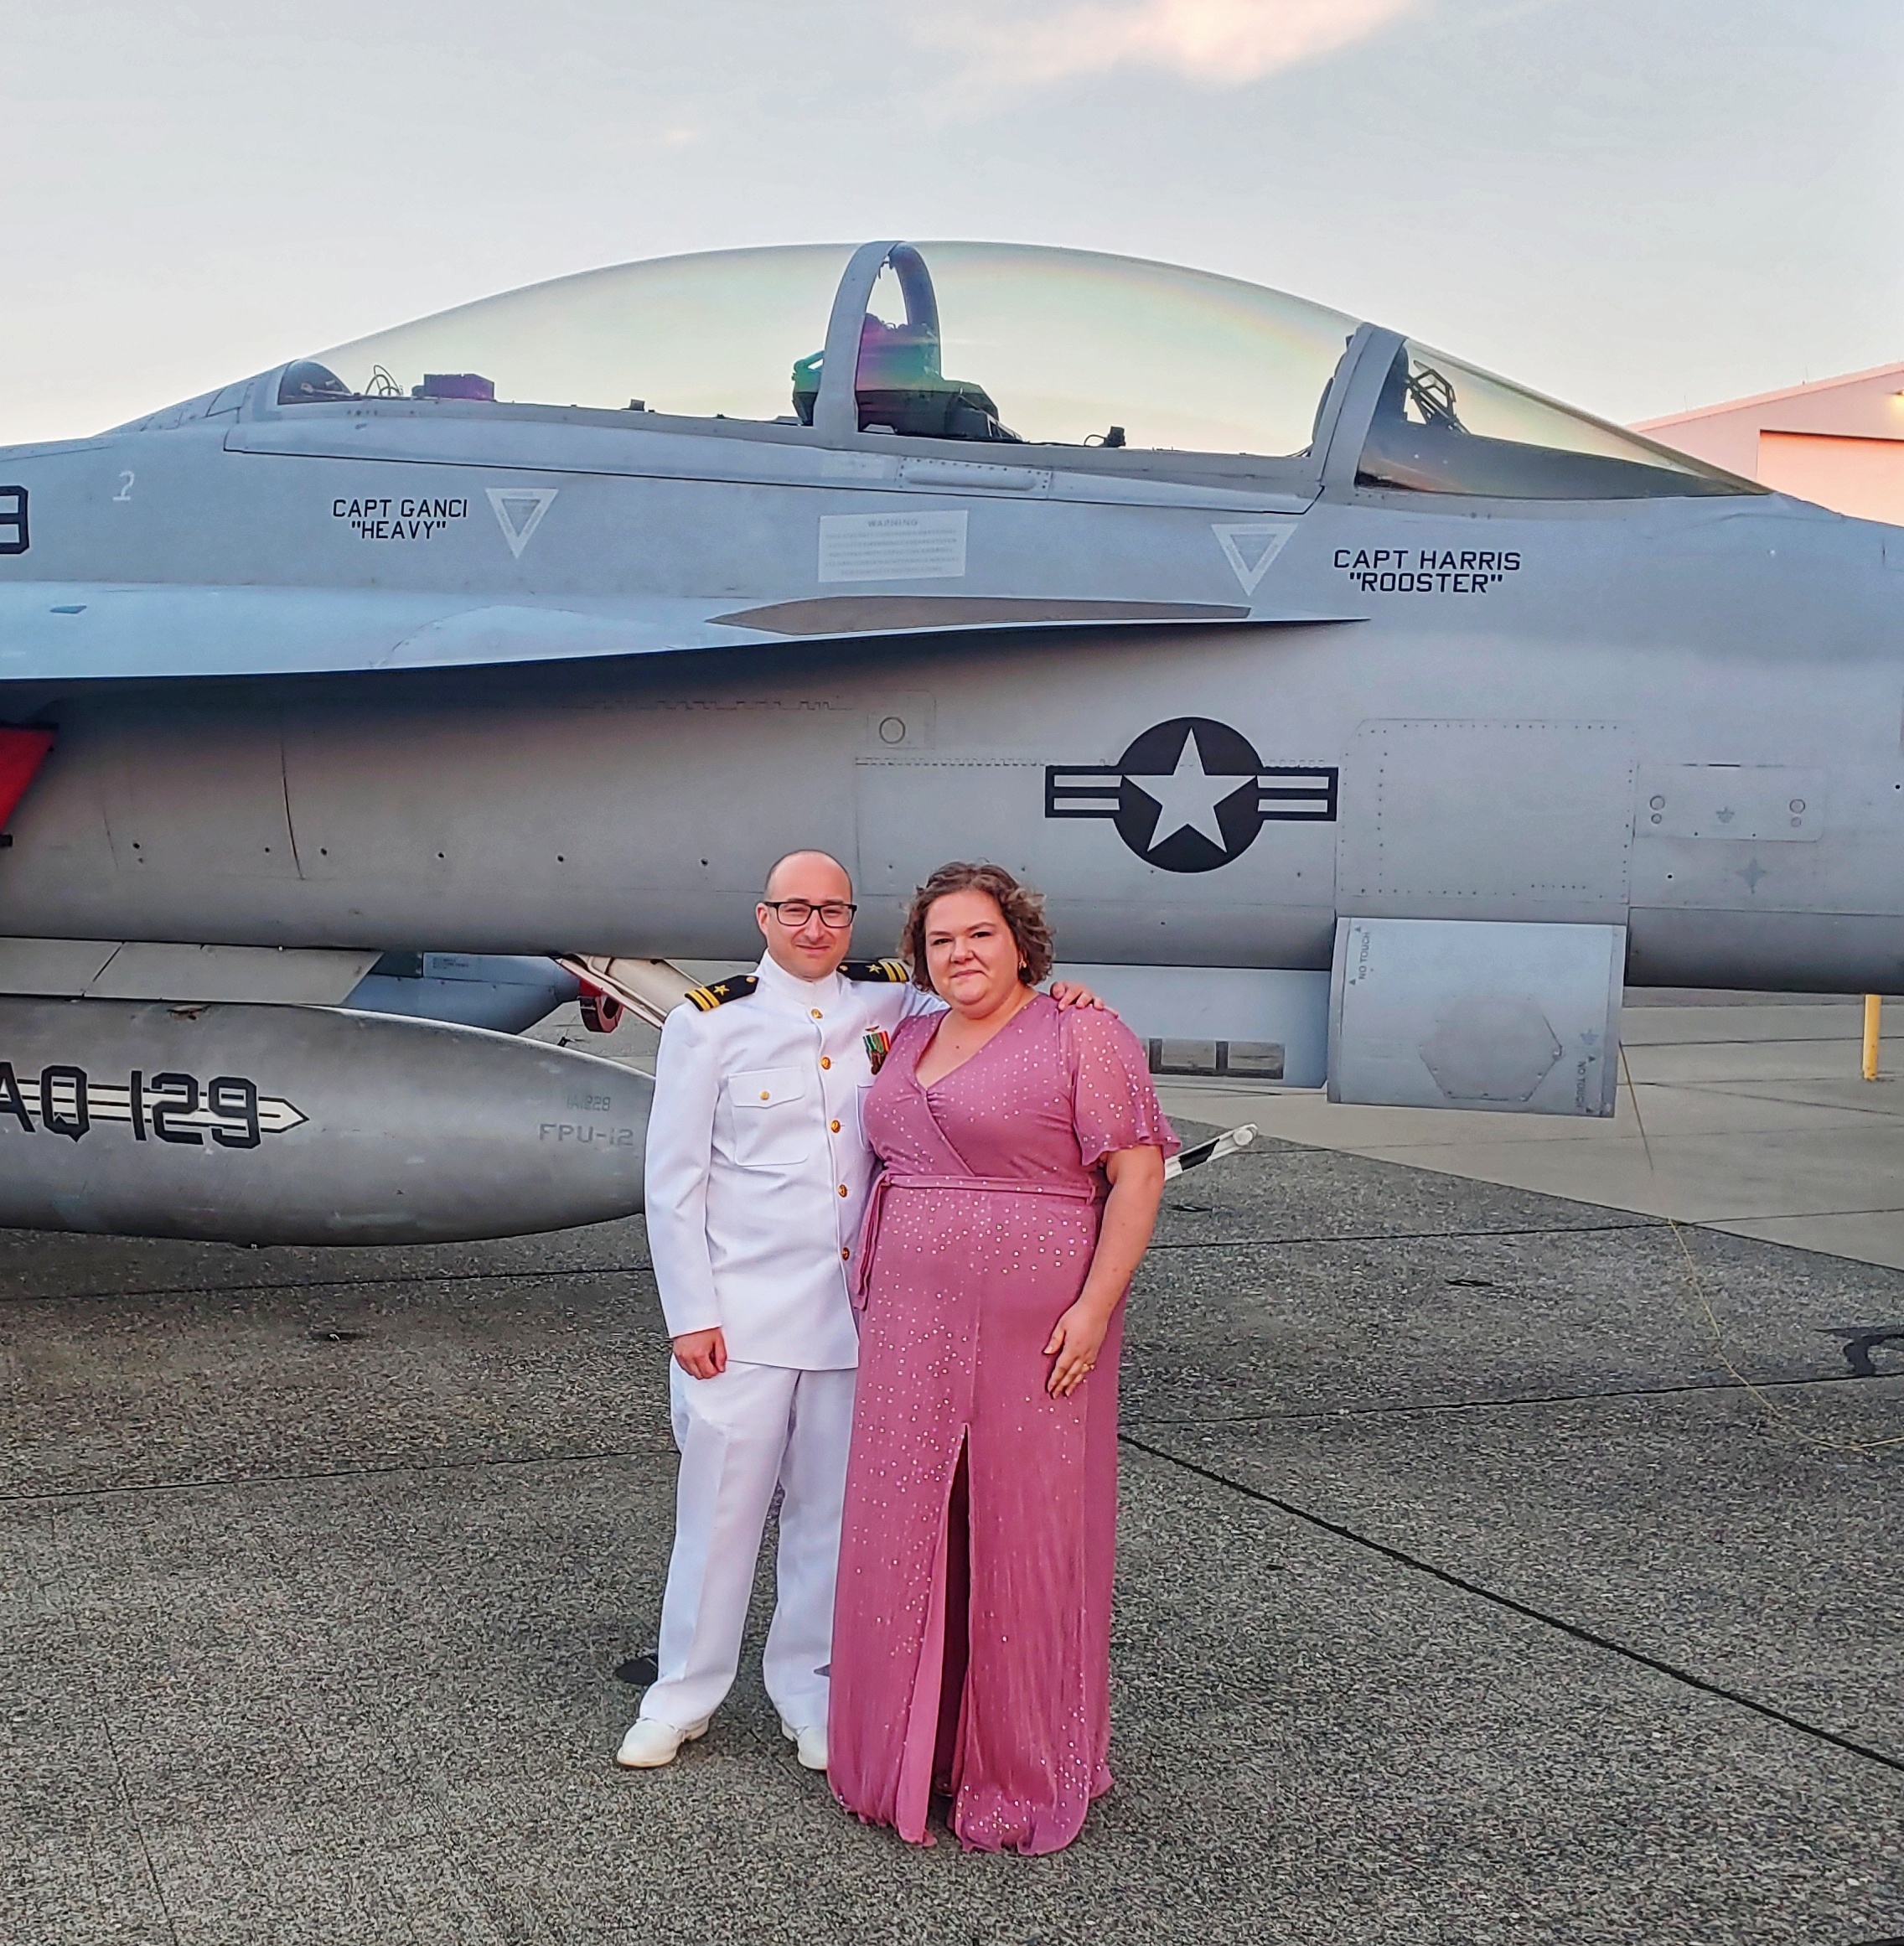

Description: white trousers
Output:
[639,1359,856,1733]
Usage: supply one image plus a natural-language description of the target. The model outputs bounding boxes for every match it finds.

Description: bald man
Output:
[618,851,1099,1772]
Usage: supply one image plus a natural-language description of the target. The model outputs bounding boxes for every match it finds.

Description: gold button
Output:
[838,1184,848,1197]
[820,1056,831,1069]
[830,1119,841,1133]
[841,1246,851,1261]
[811,1008,823,1019]
[759,1090,771,1101]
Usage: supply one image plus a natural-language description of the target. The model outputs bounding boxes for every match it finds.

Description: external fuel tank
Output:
[0,998,648,1245]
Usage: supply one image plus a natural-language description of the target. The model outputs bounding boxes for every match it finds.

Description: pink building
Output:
[1638,364,1904,525]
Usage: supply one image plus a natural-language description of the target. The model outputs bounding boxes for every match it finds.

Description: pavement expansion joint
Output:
[1147,1216,1664,1253]
[0,1260,659,1308]
[1641,1033,1886,1049]
[98,1714,183,1946]
[52,1523,188,1946]
[1712,1204,1904,1224]
[0,1440,663,1506]
[1120,1431,1904,1781]
[1121,1367,1904,1429]
[1666,1081,1904,1120]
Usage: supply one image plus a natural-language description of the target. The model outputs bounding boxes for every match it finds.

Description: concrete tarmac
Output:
[1156,991,1904,1271]
[3,1003,1902,1944]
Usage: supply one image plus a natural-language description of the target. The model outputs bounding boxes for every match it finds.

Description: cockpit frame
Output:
[784,236,1340,494]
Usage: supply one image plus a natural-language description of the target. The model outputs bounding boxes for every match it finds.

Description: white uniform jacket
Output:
[644,952,941,1370]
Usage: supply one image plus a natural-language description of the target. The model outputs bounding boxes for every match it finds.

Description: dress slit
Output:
[892,1428,970,1840]
[931,1436,973,1798]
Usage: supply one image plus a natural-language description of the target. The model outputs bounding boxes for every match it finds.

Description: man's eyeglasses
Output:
[762,899,856,929]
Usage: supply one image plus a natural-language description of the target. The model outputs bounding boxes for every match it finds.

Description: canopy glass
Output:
[288,240,1755,497]
[1357,340,1755,499]
[299,241,1357,458]
[304,244,857,425]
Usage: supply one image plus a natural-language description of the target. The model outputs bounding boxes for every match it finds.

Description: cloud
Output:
[921,0,1425,91]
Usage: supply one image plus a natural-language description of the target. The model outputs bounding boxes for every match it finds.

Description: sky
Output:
[2,0,1898,445]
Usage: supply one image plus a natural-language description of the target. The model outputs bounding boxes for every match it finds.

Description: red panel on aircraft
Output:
[0,727,56,834]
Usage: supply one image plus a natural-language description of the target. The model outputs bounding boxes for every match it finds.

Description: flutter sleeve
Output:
[1062,1007,1180,1169]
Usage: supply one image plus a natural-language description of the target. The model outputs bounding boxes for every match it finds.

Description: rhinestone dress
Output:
[828,994,1177,1854]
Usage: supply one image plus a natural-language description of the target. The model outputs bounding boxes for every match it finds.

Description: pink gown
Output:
[829,995,1177,1854]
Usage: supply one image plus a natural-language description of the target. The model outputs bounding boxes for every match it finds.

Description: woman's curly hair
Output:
[899,861,1055,992]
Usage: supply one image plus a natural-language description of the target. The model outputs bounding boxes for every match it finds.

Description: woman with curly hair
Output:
[828,862,1176,1855]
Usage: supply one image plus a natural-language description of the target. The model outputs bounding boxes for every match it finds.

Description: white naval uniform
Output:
[639,950,939,1733]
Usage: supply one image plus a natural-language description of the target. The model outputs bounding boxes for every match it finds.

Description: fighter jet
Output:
[0,238,1896,1245]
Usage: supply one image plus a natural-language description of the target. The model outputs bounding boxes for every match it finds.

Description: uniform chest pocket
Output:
[727,1068,811,1168]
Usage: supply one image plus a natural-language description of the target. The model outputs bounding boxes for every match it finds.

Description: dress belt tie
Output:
[851,1172,1098,1310]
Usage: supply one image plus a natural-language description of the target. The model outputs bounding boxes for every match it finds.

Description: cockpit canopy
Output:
[277,240,1754,501]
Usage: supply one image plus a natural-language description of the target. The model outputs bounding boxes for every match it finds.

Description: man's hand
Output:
[1048,979,1112,1012]
[672,1326,728,1379]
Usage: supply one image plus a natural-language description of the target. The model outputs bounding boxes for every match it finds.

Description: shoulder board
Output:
[684,975,758,1012]
[841,958,911,985]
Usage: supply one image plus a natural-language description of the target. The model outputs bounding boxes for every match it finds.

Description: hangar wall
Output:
[1638,363,1904,526]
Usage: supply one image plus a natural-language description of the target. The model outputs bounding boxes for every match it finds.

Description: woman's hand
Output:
[1045,1146,1167,1399]
[1044,1296,1113,1397]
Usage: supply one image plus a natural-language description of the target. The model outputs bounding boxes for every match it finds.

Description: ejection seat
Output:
[792,241,1019,443]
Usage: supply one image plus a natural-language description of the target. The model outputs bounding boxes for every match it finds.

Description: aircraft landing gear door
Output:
[1330,717,1634,1114]
[1328,917,1625,1116]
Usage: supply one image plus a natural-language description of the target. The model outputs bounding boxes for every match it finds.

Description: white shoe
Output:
[781,1719,827,1771]
[614,1716,709,1769]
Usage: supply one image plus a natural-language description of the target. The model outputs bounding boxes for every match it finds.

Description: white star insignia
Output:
[1128,727,1251,853]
